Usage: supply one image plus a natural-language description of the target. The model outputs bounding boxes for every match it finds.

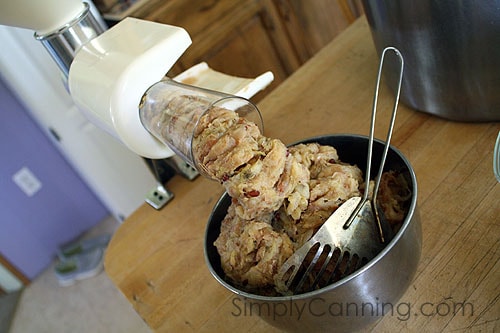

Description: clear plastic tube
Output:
[139,78,263,179]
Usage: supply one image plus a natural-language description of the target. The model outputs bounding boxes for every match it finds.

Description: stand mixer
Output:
[0,0,273,208]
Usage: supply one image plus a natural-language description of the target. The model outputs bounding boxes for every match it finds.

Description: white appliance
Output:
[0,0,273,220]
[0,3,160,221]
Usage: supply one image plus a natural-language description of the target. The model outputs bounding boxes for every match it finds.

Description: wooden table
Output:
[104,17,500,332]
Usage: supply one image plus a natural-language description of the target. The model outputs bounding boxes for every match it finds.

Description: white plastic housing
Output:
[0,0,84,35]
[68,17,192,158]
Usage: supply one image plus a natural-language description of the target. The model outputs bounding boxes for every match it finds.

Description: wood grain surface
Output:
[104,17,500,332]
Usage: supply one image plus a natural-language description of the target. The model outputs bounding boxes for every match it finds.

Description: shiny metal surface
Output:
[204,135,421,333]
[345,46,403,240]
[275,197,380,294]
[34,3,105,78]
[276,48,404,295]
[362,0,500,122]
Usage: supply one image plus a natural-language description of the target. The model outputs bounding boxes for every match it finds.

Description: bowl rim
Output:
[204,133,418,301]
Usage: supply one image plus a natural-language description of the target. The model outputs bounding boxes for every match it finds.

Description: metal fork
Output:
[274,196,377,294]
[274,47,404,295]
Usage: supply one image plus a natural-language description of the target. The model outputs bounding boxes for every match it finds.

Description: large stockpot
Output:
[204,135,422,332]
[362,0,500,122]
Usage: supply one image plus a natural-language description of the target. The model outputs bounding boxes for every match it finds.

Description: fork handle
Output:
[342,46,404,243]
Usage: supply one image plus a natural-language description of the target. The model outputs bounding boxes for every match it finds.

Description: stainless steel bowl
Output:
[362,0,500,122]
[204,135,421,332]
